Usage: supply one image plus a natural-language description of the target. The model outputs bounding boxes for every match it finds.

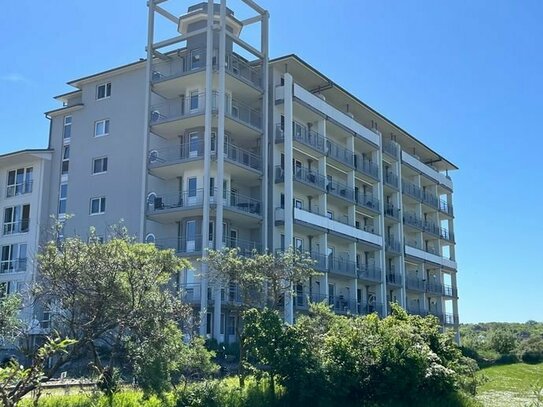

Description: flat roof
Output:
[0,149,53,165]
[270,54,458,171]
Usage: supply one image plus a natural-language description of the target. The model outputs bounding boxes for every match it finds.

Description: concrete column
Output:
[283,73,294,324]
[212,0,227,341]
[376,136,387,317]
[199,0,215,337]
[396,145,407,309]
[261,10,270,252]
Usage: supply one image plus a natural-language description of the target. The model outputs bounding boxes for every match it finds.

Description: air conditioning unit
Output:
[151,110,165,123]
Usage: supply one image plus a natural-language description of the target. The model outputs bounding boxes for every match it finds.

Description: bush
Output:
[518,337,543,364]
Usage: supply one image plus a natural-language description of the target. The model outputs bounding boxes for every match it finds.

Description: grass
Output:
[476,363,543,407]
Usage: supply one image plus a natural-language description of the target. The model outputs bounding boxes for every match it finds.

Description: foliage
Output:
[488,329,517,355]
[0,295,22,342]
[241,302,478,406]
[518,337,543,364]
[0,337,76,407]
[20,390,175,407]
[34,225,199,398]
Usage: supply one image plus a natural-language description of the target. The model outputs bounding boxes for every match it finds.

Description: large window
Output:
[6,167,33,197]
[188,177,197,197]
[90,197,106,215]
[94,119,110,137]
[96,82,111,100]
[61,145,70,175]
[0,243,27,273]
[58,183,68,215]
[190,91,199,111]
[92,157,108,174]
[63,116,72,140]
[3,204,30,235]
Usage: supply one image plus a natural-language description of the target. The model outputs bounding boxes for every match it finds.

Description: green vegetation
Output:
[461,322,543,366]
[476,363,543,407]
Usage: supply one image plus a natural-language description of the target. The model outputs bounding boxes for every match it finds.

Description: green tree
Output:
[34,226,210,397]
[488,329,517,355]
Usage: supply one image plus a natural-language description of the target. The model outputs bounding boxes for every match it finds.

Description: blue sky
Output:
[1,0,542,323]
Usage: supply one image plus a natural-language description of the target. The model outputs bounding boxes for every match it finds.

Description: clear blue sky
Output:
[1,1,542,323]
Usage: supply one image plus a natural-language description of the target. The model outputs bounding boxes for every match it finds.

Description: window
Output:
[295,199,303,209]
[294,237,303,252]
[58,183,68,215]
[90,197,106,215]
[186,220,196,252]
[188,177,197,197]
[63,116,72,140]
[92,157,108,174]
[190,49,203,70]
[227,315,236,336]
[61,145,70,175]
[208,221,214,242]
[1,243,27,273]
[327,210,333,220]
[189,133,199,157]
[96,82,111,100]
[3,204,30,235]
[209,178,215,197]
[7,167,33,197]
[94,119,110,137]
[190,91,199,111]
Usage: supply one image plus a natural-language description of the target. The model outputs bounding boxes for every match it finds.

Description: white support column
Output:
[199,0,215,337]
[283,73,294,324]
[213,0,227,341]
[396,144,407,308]
[261,10,269,252]
[140,1,155,242]
[376,138,387,316]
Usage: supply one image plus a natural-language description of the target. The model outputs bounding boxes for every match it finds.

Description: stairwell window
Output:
[63,116,72,140]
[58,183,68,215]
[96,82,111,100]
[94,119,110,137]
[92,157,108,174]
[90,197,106,215]
[61,145,70,175]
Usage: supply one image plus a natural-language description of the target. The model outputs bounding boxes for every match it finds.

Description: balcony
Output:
[274,124,326,155]
[178,283,202,305]
[383,140,399,159]
[357,263,382,283]
[0,258,28,274]
[329,257,357,278]
[3,219,30,235]
[443,285,458,298]
[384,203,400,220]
[426,281,444,295]
[422,190,439,208]
[385,236,402,254]
[359,301,384,316]
[6,181,33,198]
[225,53,263,90]
[383,171,399,189]
[309,251,328,272]
[327,179,355,204]
[150,92,262,137]
[403,211,423,230]
[326,139,356,170]
[355,157,379,180]
[401,151,453,191]
[355,192,380,213]
[444,313,459,325]
[402,179,422,200]
[156,236,262,257]
[423,221,440,237]
[406,277,425,292]
[386,268,402,287]
[406,304,427,316]
[439,199,454,217]
[329,295,357,315]
[275,166,327,192]
[404,245,457,270]
[440,228,455,242]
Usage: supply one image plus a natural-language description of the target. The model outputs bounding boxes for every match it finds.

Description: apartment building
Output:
[0,149,52,332]
[42,0,459,342]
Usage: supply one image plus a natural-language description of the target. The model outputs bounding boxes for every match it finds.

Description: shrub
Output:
[518,337,543,364]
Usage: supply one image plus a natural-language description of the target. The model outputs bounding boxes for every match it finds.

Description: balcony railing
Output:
[326,139,356,169]
[0,258,27,273]
[440,228,455,242]
[274,124,327,155]
[327,179,355,203]
[355,193,380,212]
[403,211,423,229]
[355,157,379,179]
[444,313,459,325]
[275,166,327,191]
[406,304,427,316]
[329,257,357,278]
[6,181,33,198]
[439,199,454,216]
[224,237,262,255]
[309,252,328,272]
[386,269,402,286]
[385,236,402,253]
[359,301,384,315]
[383,171,398,188]
[3,219,30,235]
[384,203,399,220]
[357,263,382,282]
[423,221,440,237]
[329,295,358,315]
[224,143,262,171]
[151,51,262,89]
[402,179,422,200]
[228,192,262,216]
[422,190,439,208]
[444,285,458,297]
[178,283,202,304]
[383,140,399,158]
[150,92,262,130]
[156,236,204,255]
[406,277,425,292]
[426,281,444,295]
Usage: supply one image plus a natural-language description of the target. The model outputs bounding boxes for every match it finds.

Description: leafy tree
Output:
[518,337,543,364]
[488,329,517,355]
[34,225,207,397]
[0,294,22,343]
